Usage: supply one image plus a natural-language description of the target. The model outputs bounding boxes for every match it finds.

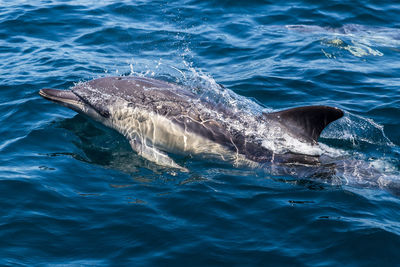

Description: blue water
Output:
[1,0,400,265]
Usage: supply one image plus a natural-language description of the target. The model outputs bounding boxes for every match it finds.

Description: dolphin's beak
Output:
[39,88,84,111]
[39,88,80,103]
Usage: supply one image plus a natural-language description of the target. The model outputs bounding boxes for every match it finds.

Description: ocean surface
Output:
[1,0,400,265]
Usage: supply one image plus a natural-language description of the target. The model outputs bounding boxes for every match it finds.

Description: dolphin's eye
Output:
[99,110,110,118]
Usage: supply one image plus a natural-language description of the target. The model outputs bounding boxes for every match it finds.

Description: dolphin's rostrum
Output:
[39,76,343,170]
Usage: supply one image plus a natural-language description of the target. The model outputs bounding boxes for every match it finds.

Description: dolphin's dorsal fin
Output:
[263,105,344,144]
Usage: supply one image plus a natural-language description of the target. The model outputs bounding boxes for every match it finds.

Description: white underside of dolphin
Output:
[107,103,249,171]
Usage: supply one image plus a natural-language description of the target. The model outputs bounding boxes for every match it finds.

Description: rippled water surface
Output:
[1,1,400,265]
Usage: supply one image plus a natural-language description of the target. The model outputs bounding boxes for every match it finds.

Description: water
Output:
[1,0,400,265]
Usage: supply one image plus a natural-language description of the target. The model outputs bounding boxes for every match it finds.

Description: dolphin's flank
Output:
[39,76,344,170]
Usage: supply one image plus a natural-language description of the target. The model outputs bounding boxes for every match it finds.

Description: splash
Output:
[321,112,394,147]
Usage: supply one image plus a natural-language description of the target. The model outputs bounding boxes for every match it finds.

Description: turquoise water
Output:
[1,1,400,265]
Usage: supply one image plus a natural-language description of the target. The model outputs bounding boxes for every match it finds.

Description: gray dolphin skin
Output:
[39,76,343,170]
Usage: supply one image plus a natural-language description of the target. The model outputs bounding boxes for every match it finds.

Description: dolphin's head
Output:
[39,87,110,123]
[39,76,166,124]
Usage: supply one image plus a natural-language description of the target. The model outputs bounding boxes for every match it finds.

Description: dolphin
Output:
[39,76,343,170]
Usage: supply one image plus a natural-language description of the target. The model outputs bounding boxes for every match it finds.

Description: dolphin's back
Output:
[72,76,193,116]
